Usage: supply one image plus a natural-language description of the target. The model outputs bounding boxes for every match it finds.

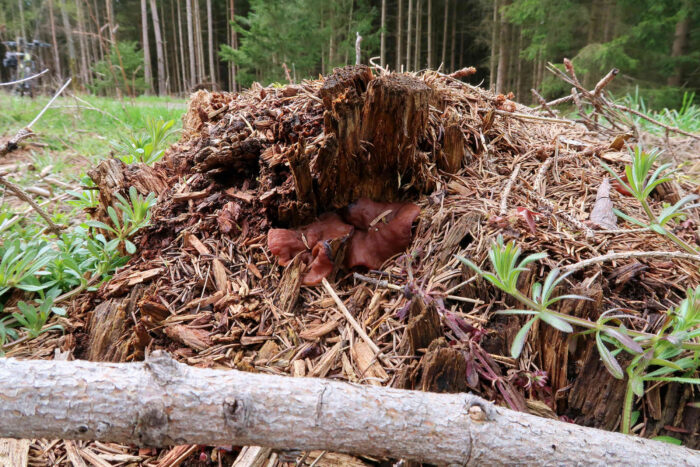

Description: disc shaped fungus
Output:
[267,213,353,285]
[267,199,420,285]
[343,198,421,270]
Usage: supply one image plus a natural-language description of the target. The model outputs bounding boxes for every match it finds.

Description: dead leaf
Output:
[516,207,541,234]
[590,177,618,230]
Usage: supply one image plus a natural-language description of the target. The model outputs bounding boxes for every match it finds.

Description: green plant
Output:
[67,176,100,210]
[458,237,700,435]
[85,187,156,254]
[602,147,699,255]
[112,117,176,165]
[0,239,57,297]
[11,288,65,339]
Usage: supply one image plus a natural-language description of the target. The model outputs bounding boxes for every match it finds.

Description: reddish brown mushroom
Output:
[267,199,421,285]
[267,213,353,285]
[343,198,421,270]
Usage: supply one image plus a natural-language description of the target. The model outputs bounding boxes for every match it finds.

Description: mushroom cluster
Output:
[268,198,421,285]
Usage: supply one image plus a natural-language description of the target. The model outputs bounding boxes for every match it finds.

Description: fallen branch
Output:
[562,250,700,274]
[0,175,64,236]
[0,78,72,157]
[611,103,700,141]
[0,352,696,465]
[0,69,49,87]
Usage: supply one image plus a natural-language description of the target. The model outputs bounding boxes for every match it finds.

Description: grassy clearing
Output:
[0,92,186,351]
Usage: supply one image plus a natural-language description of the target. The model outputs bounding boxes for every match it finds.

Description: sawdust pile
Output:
[18,65,699,463]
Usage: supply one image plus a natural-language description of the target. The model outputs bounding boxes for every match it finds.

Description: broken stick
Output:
[0,352,696,466]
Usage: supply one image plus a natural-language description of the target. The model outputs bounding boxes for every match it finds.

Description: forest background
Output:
[0,0,698,109]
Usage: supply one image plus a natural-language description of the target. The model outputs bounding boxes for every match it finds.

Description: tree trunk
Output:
[667,10,689,87]
[186,0,196,86]
[414,0,422,70]
[160,2,171,93]
[441,0,448,70]
[76,0,91,85]
[17,0,27,41]
[515,27,523,99]
[229,0,237,92]
[0,353,696,466]
[194,0,205,81]
[60,0,77,85]
[380,0,386,68]
[495,2,509,94]
[207,0,215,87]
[150,0,166,94]
[141,0,153,93]
[48,0,63,79]
[489,0,498,90]
[396,0,403,71]
[177,0,188,91]
[427,0,432,69]
[406,0,412,70]
[449,0,456,72]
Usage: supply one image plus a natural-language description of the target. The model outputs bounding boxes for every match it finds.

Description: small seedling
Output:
[601,147,699,255]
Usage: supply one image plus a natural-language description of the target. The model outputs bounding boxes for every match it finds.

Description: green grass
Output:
[0,91,185,234]
[0,92,186,352]
[0,93,185,170]
[620,89,700,136]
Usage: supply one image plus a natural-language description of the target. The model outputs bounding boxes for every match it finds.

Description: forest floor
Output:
[0,72,699,466]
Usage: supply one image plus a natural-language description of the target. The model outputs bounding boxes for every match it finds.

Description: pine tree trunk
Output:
[414,0,422,70]
[380,0,386,67]
[160,2,171,93]
[229,0,237,92]
[396,0,403,71]
[194,0,205,81]
[515,27,523,100]
[441,0,448,69]
[141,0,153,93]
[60,0,77,87]
[92,0,105,61]
[406,0,412,70]
[150,0,166,94]
[17,0,27,41]
[76,0,91,85]
[186,0,196,86]
[449,0,456,72]
[427,0,432,69]
[489,0,498,90]
[207,0,215,87]
[169,0,180,93]
[178,0,188,91]
[667,10,689,87]
[48,0,63,79]
[495,3,508,94]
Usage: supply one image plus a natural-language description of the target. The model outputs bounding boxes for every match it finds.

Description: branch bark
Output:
[0,352,697,465]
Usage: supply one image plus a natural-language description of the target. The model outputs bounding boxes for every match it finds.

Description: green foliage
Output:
[221,0,378,87]
[112,117,177,165]
[620,89,700,134]
[601,147,699,254]
[85,187,156,254]
[89,41,147,96]
[458,236,699,435]
[12,288,65,339]
[0,240,57,297]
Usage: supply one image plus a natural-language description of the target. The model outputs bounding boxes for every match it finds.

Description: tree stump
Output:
[316,68,432,209]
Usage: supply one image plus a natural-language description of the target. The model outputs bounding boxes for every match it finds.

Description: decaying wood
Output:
[316,67,431,208]
[14,64,696,464]
[88,158,169,225]
[0,439,30,467]
[1,352,697,466]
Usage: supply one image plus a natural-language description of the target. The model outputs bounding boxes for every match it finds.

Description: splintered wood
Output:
[18,65,700,464]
